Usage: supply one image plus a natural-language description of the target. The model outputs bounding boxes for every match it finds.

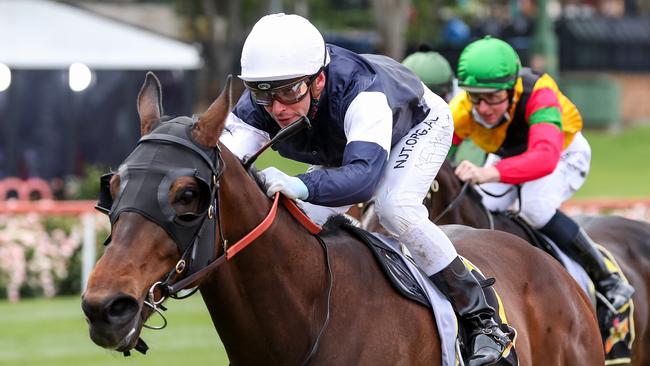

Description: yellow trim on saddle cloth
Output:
[459,257,510,324]
[597,244,636,365]
[599,244,635,317]
[459,256,517,360]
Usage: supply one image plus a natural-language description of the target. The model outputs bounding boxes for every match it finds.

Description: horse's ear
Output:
[194,75,233,147]
[137,72,163,136]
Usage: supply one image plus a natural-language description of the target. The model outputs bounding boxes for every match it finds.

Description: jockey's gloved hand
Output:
[258,167,309,200]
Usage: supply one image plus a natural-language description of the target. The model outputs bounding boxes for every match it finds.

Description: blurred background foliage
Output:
[0,213,109,301]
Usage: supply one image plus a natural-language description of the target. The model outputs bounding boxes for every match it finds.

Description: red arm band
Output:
[494,123,564,184]
[452,132,464,146]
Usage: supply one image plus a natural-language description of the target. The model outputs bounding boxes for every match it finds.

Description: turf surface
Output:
[0,295,227,366]
[579,125,650,198]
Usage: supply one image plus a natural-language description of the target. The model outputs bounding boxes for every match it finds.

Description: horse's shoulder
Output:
[576,214,650,242]
[577,214,650,260]
[575,213,649,230]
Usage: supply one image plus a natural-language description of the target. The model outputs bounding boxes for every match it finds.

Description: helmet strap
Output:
[308,92,320,120]
[307,72,324,119]
[507,88,515,105]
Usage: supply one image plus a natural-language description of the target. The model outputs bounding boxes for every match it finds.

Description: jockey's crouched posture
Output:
[220,13,512,366]
[449,36,634,311]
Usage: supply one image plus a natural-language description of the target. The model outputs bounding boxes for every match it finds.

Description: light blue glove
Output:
[258,167,309,200]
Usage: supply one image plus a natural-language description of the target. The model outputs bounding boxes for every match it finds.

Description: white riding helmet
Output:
[239,13,330,82]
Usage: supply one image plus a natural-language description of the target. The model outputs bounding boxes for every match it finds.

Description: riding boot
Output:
[571,229,634,310]
[540,210,634,310]
[430,257,512,366]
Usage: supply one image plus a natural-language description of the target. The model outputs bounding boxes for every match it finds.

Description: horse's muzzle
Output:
[81,293,142,350]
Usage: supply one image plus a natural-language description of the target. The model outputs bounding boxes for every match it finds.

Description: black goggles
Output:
[468,92,509,106]
[245,72,320,106]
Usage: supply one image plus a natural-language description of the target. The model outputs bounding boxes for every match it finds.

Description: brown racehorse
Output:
[388,158,650,366]
[81,73,604,365]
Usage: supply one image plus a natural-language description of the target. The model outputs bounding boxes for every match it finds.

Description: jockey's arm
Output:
[447,133,464,161]
[493,87,565,184]
[494,122,564,184]
[298,92,391,207]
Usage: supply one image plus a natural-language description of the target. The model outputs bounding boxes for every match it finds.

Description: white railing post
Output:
[81,213,96,291]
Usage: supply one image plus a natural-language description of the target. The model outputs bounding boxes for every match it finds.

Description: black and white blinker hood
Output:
[96,116,221,274]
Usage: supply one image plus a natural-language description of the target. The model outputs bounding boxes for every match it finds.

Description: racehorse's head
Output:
[81,72,231,353]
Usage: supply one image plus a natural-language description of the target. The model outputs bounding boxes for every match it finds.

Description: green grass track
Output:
[579,125,650,198]
[0,295,227,366]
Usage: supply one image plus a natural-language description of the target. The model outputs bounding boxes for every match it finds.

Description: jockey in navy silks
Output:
[221,14,512,365]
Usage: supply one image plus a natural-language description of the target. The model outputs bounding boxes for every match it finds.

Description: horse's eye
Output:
[178,189,198,205]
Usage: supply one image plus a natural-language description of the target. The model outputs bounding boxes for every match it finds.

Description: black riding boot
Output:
[540,210,634,310]
[430,257,512,366]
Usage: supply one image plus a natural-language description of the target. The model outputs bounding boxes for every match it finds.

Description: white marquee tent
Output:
[0,0,201,70]
[0,0,201,181]
[0,0,203,291]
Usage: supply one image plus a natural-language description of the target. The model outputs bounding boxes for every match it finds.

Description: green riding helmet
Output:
[457,36,521,93]
[402,51,454,97]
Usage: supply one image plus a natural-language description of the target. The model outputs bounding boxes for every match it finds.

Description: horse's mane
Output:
[321,214,356,235]
[245,163,268,193]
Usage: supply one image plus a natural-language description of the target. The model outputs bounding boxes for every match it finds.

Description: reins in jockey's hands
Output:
[258,167,309,200]
[455,160,500,184]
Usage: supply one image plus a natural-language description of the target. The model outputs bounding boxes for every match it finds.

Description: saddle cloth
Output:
[546,237,635,364]
[506,216,634,364]
[597,245,635,365]
[343,223,518,366]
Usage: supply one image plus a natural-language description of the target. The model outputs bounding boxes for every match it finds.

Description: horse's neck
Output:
[438,161,533,238]
[434,162,492,228]
[201,148,324,363]
[437,175,530,237]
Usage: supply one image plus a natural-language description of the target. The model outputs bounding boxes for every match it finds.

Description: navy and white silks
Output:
[222,44,458,275]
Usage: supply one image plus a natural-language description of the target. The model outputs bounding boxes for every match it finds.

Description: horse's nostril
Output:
[81,297,103,323]
[82,294,140,326]
[106,296,139,325]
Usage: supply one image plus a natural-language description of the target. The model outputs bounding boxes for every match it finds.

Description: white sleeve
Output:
[343,91,393,156]
[421,82,450,116]
[220,113,270,160]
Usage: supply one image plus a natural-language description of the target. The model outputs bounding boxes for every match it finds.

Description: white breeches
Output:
[477,132,591,228]
[301,91,457,275]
